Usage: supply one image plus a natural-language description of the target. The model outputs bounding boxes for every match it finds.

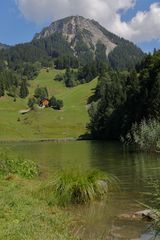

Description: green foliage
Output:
[43,169,117,206]
[108,41,143,70]
[49,96,63,110]
[74,32,94,66]
[0,80,4,97]
[0,42,51,70]
[55,99,63,110]
[7,86,18,99]
[0,151,39,179]
[34,86,48,100]
[28,97,36,109]
[92,19,144,70]
[78,62,98,83]
[19,79,29,98]
[0,69,19,93]
[54,73,64,81]
[20,61,41,80]
[55,55,78,69]
[125,119,160,152]
[33,33,78,69]
[58,62,101,88]
[88,71,126,139]
[88,50,160,140]
[96,42,107,64]
[55,64,99,88]
[64,68,78,87]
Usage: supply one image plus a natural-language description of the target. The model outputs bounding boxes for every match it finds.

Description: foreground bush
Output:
[125,119,160,152]
[41,169,117,206]
[0,152,39,179]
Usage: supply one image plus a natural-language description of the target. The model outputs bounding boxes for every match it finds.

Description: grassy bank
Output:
[0,178,78,240]
[0,150,77,239]
[0,151,113,240]
[0,69,97,141]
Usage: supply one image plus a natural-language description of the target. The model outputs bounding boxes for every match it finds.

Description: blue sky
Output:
[0,0,160,52]
[0,0,42,45]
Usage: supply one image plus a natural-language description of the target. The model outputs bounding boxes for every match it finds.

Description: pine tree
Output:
[19,80,29,98]
[0,80,4,97]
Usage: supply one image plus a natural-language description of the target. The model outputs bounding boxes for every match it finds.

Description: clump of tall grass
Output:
[0,151,39,179]
[41,169,118,206]
[125,119,160,152]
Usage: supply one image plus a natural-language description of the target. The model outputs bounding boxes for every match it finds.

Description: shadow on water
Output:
[2,140,160,239]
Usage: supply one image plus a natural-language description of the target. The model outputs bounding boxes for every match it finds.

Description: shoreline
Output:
[0,137,79,144]
[0,133,95,144]
[0,137,121,144]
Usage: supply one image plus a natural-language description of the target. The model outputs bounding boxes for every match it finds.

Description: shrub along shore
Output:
[124,119,160,153]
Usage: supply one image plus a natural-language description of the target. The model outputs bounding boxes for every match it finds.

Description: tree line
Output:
[88,50,160,140]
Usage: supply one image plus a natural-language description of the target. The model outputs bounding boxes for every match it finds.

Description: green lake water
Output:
[2,141,160,239]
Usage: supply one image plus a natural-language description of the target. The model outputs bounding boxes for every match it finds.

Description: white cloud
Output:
[15,0,160,43]
[128,3,160,42]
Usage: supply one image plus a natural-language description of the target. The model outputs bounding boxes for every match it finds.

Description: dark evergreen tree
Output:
[19,79,29,98]
[49,96,57,108]
[64,68,77,87]
[88,50,160,139]
[49,96,64,110]
[28,97,36,109]
[0,80,4,97]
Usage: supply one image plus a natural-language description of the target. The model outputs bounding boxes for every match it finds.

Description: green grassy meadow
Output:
[0,177,79,240]
[0,69,97,141]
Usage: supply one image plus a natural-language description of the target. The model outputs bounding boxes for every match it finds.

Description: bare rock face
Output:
[34,16,117,58]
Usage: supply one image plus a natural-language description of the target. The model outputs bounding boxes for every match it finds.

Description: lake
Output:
[2,140,160,239]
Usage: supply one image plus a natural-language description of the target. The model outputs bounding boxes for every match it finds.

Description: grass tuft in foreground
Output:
[40,169,117,206]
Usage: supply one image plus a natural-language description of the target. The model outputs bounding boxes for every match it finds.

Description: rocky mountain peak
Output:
[32,16,144,69]
[34,16,117,56]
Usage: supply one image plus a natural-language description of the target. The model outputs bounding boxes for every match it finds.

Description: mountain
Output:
[34,16,117,56]
[0,16,144,70]
[33,16,144,69]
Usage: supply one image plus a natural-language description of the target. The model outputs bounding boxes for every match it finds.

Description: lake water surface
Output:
[2,141,160,239]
